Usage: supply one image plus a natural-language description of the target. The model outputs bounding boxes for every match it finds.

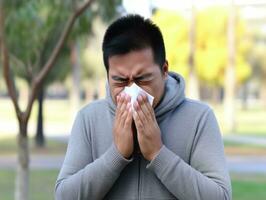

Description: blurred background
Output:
[0,0,266,199]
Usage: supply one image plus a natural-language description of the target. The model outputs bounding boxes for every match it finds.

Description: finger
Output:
[118,93,127,116]
[119,102,131,127]
[133,100,147,125]
[116,93,123,114]
[116,94,121,108]
[122,102,131,117]
[139,93,155,120]
[137,94,151,120]
[115,95,121,123]
[133,109,144,134]
[124,105,133,128]
[117,94,131,127]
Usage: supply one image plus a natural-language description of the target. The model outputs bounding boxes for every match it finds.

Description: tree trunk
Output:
[35,86,45,147]
[15,122,29,200]
[241,82,248,110]
[187,3,200,100]
[70,42,81,116]
[211,86,219,105]
[260,76,266,108]
[224,0,236,133]
[0,2,95,200]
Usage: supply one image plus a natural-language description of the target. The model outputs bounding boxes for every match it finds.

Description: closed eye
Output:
[134,73,153,83]
[111,76,129,83]
[111,76,129,87]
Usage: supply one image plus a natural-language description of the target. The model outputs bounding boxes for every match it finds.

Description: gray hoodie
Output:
[55,72,232,200]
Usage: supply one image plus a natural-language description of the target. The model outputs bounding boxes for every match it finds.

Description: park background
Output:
[0,0,266,199]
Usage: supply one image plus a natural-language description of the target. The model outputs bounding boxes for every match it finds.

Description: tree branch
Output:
[0,2,22,118]
[25,0,95,119]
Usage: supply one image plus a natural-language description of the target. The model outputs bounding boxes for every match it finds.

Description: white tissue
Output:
[123,83,154,108]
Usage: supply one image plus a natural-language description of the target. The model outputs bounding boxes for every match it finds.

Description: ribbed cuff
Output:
[102,143,133,174]
[146,145,180,178]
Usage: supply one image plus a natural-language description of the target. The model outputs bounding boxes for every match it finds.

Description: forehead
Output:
[108,48,158,76]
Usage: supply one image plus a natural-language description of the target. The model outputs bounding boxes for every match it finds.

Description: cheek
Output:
[146,82,165,105]
[144,81,161,95]
[110,86,124,104]
[141,86,153,96]
[141,85,158,102]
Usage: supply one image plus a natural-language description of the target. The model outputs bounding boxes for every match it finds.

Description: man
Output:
[55,14,232,200]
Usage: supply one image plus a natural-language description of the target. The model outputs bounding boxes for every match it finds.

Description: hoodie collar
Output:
[105,72,185,120]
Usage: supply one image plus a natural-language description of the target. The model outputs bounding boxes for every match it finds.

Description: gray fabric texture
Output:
[55,72,232,200]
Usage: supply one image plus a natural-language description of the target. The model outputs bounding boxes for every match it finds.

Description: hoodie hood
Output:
[154,72,185,119]
[105,72,185,120]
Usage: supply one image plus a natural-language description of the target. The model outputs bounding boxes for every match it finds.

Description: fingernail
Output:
[133,110,137,118]
[142,93,147,100]
[134,101,138,110]
[125,94,130,101]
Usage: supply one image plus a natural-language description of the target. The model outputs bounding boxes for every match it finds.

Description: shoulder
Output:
[176,98,216,123]
[182,98,212,113]
[78,99,109,118]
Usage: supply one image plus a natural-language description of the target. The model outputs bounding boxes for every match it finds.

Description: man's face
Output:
[108,48,168,108]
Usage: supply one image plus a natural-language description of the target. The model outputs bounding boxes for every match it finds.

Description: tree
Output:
[187,3,200,100]
[195,6,251,87]
[224,0,237,133]
[248,31,266,108]
[34,17,72,147]
[30,1,92,147]
[152,10,190,77]
[81,17,108,101]
[0,0,95,199]
[153,6,252,132]
[2,0,121,149]
[36,0,121,146]
[153,7,251,101]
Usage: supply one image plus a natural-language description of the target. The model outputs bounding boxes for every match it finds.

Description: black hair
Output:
[102,14,166,72]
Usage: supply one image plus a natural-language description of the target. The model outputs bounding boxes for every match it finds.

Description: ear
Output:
[162,60,169,80]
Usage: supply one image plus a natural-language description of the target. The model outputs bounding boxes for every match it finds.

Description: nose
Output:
[127,81,134,87]
[125,76,135,87]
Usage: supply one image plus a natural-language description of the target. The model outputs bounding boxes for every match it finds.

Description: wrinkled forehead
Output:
[108,48,158,77]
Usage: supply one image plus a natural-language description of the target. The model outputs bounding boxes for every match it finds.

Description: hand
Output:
[133,93,163,161]
[113,93,134,159]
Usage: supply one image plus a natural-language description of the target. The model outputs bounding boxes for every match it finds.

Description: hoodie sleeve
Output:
[147,108,232,200]
[55,111,132,200]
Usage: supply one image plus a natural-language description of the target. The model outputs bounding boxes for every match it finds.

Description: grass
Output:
[1,98,266,137]
[0,169,265,200]
[0,98,72,124]
[1,98,266,156]
[213,104,266,136]
[1,98,265,199]
[0,169,59,200]
[231,173,266,200]
[0,137,67,155]
[236,107,266,136]
[224,140,266,156]
[1,136,266,156]
[0,98,74,139]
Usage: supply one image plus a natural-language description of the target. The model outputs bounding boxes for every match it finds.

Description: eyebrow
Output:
[111,72,153,82]
[111,75,129,82]
[134,73,153,81]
